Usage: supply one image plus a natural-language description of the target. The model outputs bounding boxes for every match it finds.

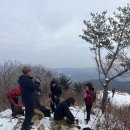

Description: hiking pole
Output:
[84,107,86,121]
[74,108,81,118]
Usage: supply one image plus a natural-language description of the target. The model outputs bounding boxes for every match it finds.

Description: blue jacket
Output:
[18,75,37,107]
[50,85,62,98]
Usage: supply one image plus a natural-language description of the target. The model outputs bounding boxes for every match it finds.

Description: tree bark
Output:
[101,81,109,113]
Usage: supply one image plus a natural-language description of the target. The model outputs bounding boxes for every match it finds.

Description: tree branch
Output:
[109,68,128,81]
[106,20,128,74]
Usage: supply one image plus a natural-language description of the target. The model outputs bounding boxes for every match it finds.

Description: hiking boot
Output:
[84,119,89,124]
[21,125,32,130]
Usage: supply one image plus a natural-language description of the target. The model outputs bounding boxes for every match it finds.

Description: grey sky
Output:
[0,0,129,68]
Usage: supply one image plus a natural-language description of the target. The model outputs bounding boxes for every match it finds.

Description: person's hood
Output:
[65,97,75,107]
[18,75,33,84]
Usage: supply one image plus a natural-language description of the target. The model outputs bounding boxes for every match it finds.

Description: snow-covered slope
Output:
[99,91,130,107]
[0,91,130,130]
[0,107,99,130]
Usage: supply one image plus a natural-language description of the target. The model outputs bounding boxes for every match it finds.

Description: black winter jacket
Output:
[18,75,37,107]
[54,97,75,123]
[50,85,62,98]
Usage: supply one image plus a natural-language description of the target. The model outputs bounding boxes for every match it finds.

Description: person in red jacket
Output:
[84,82,95,124]
[7,87,23,118]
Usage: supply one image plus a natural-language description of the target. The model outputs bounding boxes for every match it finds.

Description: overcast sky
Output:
[0,0,129,68]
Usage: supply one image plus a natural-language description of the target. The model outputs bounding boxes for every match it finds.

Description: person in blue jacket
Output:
[18,66,38,130]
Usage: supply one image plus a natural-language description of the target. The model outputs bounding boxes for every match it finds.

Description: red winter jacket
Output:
[7,88,21,106]
[84,90,94,105]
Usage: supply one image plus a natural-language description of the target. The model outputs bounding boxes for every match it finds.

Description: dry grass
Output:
[96,103,130,130]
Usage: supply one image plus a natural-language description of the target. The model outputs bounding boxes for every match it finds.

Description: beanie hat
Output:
[22,66,32,74]
[15,88,21,95]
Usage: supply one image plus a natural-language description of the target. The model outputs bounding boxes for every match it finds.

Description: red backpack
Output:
[84,90,94,105]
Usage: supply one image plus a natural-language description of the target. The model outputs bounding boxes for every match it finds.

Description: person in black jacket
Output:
[18,66,38,130]
[54,97,75,124]
[34,78,50,117]
[49,79,62,112]
[112,88,116,97]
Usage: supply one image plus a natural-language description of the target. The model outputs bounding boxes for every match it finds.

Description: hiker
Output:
[7,87,23,118]
[112,88,116,97]
[34,78,51,117]
[18,66,38,130]
[84,82,95,124]
[54,97,75,124]
[49,79,62,112]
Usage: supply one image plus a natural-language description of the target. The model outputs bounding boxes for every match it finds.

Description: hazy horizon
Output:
[0,0,129,68]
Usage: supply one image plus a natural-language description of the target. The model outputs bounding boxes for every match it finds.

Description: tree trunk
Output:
[101,81,109,113]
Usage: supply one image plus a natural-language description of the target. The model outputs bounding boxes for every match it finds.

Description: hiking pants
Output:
[50,97,60,112]
[10,97,18,117]
[86,105,92,121]
[21,106,34,130]
[40,107,50,117]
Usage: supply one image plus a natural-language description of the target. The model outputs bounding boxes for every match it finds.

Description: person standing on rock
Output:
[18,66,38,130]
[49,79,62,112]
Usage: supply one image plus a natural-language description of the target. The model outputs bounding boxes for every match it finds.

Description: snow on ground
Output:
[1,91,130,130]
[0,107,99,130]
[99,91,130,107]
[0,109,18,130]
[70,106,99,129]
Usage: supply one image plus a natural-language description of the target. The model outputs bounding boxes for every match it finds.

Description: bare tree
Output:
[80,4,130,112]
[0,61,21,109]
[0,61,55,109]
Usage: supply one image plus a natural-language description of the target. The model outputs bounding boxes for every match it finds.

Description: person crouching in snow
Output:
[34,78,51,118]
[7,87,23,118]
[54,97,75,125]
[84,82,95,124]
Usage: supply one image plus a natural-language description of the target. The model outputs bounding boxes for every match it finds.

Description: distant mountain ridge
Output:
[56,68,99,81]
[90,79,130,92]
[56,68,130,92]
